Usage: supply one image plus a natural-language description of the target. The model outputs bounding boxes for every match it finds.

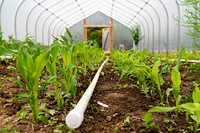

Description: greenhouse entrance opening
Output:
[87,27,103,48]
[86,27,110,52]
[83,19,113,52]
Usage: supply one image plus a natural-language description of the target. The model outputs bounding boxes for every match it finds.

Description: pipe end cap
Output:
[65,109,84,129]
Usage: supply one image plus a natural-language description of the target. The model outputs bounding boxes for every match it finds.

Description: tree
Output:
[130,24,143,49]
[179,0,200,49]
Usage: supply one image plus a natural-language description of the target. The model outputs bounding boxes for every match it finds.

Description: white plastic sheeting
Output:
[0,0,193,52]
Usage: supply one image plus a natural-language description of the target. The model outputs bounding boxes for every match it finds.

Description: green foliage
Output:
[179,0,200,49]
[150,60,165,103]
[130,24,143,49]
[87,27,102,47]
[192,83,200,103]
[148,106,176,113]
[171,64,182,107]
[15,44,50,123]
[0,128,19,133]
[110,49,151,94]
[149,84,200,133]
[0,28,104,127]
[141,113,159,132]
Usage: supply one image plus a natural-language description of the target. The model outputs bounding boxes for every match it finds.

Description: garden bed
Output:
[0,59,199,132]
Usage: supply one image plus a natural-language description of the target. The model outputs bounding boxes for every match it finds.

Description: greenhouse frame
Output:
[0,0,193,52]
[0,0,200,133]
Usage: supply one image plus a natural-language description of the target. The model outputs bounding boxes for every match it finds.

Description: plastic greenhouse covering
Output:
[0,0,194,52]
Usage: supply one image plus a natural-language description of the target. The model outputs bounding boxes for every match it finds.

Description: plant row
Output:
[0,28,104,124]
[110,48,200,132]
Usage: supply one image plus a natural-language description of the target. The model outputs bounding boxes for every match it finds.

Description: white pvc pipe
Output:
[65,58,109,129]
[158,57,200,63]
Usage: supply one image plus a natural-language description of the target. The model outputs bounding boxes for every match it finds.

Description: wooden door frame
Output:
[83,18,113,52]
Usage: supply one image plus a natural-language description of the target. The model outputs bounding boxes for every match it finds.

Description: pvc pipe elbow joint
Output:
[65,109,84,129]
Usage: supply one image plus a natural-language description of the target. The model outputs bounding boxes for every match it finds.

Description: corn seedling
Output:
[179,84,200,133]
[150,60,164,103]
[140,113,159,132]
[46,43,63,108]
[171,64,182,108]
[16,45,50,123]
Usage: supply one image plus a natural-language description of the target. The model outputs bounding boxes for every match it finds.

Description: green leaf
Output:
[70,76,77,97]
[152,60,161,75]
[0,46,12,56]
[179,103,200,112]
[38,115,48,123]
[18,92,30,98]
[192,84,200,103]
[66,28,73,39]
[171,65,181,92]
[61,35,68,45]
[50,44,60,62]
[62,49,71,68]
[13,97,28,102]
[32,47,41,60]
[31,50,50,84]
[144,113,152,123]
[148,106,176,113]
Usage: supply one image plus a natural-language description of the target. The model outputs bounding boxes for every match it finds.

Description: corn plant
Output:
[54,29,78,97]
[179,84,200,133]
[46,43,62,108]
[149,84,200,133]
[172,64,182,107]
[16,45,50,123]
[150,60,164,103]
[133,63,150,94]
[110,50,151,94]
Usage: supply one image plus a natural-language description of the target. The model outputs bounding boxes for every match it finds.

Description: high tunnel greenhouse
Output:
[1,0,200,133]
[0,0,194,52]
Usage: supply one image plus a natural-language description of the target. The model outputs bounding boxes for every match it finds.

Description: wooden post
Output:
[83,19,87,42]
[108,18,114,52]
[102,28,105,51]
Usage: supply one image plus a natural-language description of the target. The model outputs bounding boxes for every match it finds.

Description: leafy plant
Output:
[15,44,50,123]
[46,43,63,108]
[0,128,19,133]
[130,24,143,49]
[149,84,200,133]
[171,64,182,108]
[179,0,200,48]
[150,60,164,103]
[179,84,200,132]
[140,113,159,132]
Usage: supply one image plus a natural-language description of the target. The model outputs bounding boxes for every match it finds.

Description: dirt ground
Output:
[0,60,198,133]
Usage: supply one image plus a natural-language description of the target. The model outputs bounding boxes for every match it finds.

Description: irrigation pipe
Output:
[65,57,109,129]
[156,57,200,63]
[170,59,200,63]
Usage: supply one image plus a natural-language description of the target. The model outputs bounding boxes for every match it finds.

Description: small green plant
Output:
[130,24,143,49]
[46,43,63,108]
[172,64,182,108]
[17,106,28,120]
[140,113,159,132]
[150,60,164,104]
[0,128,19,133]
[149,84,200,133]
[167,125,175,132]
[179,84,200,133]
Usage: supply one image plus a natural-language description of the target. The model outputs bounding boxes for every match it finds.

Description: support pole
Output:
[83,19,87,42]
[108,18,114,52]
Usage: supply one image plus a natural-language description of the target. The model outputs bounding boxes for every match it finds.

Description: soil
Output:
[0,60,199,133]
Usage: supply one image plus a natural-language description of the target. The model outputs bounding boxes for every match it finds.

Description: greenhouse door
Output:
[102,28,110,52]
[83,18,113,52]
